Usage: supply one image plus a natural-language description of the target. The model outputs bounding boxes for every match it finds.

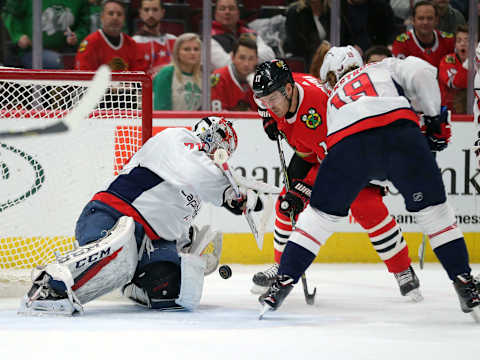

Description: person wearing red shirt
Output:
[438,24,469,113]
[211,35,258,111]
[392,1,454,68]
[75,0,145,71]
[251,60,422,302]
[133,0,176,77]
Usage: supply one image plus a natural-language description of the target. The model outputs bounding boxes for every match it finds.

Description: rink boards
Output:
[0,112,479,267]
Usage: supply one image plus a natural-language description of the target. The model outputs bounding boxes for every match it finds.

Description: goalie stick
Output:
[276,136,316,305]
[213,149,263,250]
[0,66,111,138]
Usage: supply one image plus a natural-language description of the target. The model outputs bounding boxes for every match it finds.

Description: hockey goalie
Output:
[18,116,277,316]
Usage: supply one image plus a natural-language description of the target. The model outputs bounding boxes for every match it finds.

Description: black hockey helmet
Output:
[252,59,294,98]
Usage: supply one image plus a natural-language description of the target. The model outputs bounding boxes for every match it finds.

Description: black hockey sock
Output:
[433,238,471,281]
[278,241,315,283]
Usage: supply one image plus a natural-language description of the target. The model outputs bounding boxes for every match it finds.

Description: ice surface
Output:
[1,263,480,359]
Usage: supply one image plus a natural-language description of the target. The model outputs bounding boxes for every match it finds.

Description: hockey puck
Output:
[219,265,232,279]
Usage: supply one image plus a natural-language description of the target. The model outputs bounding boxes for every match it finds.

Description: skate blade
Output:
[251,284,268,295]
[258,304,272,320]
[470,306,480,323]
[406,289,424,303]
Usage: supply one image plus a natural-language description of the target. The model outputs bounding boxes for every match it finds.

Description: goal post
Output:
[0,69,153,280]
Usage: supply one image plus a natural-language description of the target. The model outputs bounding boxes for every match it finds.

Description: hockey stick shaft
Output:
[214,151,262,249]
[276,136,316,304]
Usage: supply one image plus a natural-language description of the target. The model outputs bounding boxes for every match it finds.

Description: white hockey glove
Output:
[222,186,263,215]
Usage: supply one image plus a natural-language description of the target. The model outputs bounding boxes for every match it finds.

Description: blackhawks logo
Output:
[210,73,221,87]
[109,57,128,71]
[301,108,322,129]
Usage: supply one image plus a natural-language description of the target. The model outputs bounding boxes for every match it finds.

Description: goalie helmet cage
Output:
[0,69,152,291]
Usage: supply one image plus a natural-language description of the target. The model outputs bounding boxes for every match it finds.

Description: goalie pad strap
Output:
[175,253,206,310]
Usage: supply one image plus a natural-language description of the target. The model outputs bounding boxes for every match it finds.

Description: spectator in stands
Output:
[341,0,396,54]
[284,0,330,70]
[309,40,331,79]
[364,45,392,63]
[89,0,103,33]
[2,0,89,69]
[450,0,468,19]
[211,0,275,70]
[438,24,468,113]
[153,33,202,110]
[133,0,176,77]
[211,34,258,111]
[432,0,465,33]
[75,0,145,71]
[392,1,455,68]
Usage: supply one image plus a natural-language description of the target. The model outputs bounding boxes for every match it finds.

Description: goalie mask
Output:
[193,116,238,159]
[320,45,363,90]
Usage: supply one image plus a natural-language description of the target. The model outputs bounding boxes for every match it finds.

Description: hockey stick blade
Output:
[418,233,427,269]
[0,121,68,138]
[0,66,111,138]
[301,273,316,305]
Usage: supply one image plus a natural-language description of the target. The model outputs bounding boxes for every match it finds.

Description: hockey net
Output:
[0,69,152,295]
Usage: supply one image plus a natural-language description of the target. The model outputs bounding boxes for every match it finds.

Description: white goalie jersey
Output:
[94,127,230,241]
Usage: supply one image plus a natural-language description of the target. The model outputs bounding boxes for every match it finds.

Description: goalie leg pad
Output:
[175,253,207,310]
[123,261,183,310]
[416,201,463,249]
[60,216,138,304]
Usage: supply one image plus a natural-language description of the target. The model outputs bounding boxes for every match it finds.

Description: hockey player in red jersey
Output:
[251,59,422,301]
[258,46,480,321]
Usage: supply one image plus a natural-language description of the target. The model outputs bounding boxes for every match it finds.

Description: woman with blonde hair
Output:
[153,33,202,110]
[309,40,331,79]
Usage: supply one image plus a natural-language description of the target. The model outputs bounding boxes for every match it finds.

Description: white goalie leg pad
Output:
[175,253,207,310]
[186,224,223,276]
[58,216,138,304]
[416,201,463,249]
[289,205,342,255]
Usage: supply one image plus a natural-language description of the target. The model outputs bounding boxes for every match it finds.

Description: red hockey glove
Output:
[423,107,451,152]
[259,106,279,141]
[279,180,312,218]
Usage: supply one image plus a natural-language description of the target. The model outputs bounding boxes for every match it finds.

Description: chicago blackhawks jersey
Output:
[438,53,468,113]
[267,73,330,163]
[325,56,440,149]
[75,29,146,71]
[392,29,455,68]
[92,128,229,241]
[211,64,257,111]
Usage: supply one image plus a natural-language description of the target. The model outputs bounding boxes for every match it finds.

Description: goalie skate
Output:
[251,263,279,294]
[394,266,423,302]
[18,266,83,316]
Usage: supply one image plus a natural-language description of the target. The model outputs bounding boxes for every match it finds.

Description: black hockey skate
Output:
[258,274,294,319]
[251,263,279,294]
[394,266,423,302]
[453,274,480,314]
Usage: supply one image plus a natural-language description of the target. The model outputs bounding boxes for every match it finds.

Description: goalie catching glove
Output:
[279,180,312,217]
[423,107,451,152]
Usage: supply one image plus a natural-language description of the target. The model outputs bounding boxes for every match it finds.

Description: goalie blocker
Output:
[19,217,221,316]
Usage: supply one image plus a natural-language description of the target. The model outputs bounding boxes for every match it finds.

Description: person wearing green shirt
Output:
[153,33,202,111]
[2,0,90,68]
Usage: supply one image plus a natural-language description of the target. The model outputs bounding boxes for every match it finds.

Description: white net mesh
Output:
[0,70,152,278]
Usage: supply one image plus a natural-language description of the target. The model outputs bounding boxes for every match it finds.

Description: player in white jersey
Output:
[19,116,264,316]
[260,46,480,321]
